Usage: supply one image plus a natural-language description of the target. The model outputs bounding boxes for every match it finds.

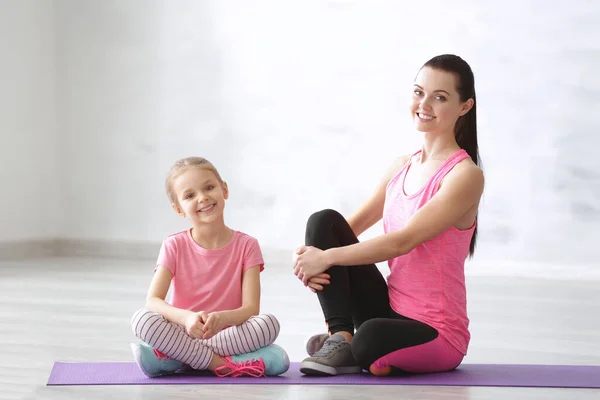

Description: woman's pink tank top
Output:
[382,149,475,355]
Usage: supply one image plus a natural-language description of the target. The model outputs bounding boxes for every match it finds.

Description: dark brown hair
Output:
[423,54,480,257]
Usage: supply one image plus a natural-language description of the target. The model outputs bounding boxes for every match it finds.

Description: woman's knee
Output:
[306,209,343,231]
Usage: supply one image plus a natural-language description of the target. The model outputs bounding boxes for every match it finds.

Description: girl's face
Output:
[171,166,228,226]
[411,66,473,135]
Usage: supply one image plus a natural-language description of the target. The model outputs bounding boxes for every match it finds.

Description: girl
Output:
[131,157,289,378]
[293,54,484,376]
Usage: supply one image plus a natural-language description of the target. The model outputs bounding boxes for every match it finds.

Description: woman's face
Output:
[411,66,473,135]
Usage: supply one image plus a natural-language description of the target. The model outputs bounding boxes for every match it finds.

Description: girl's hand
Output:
[307,273,331,293]
[293,246,331,285]
[202,312,226,340]
[185,312,206,339]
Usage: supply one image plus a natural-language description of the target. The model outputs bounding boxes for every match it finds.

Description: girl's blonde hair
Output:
[165,157,223,205]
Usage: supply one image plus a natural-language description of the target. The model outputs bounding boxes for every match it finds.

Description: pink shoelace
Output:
[152,348,265,377]
[153,349,171,360]
[214,357,266,378]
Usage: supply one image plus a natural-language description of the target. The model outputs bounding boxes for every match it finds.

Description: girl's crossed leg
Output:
[131,309,280,372]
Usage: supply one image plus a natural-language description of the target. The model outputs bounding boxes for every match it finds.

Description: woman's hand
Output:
[293,246,331,285]
[307,273,331,292]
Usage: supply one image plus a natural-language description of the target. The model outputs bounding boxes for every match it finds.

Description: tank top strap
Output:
[403,149,423,171]
[427,149,471,189]
[392,149,423,185]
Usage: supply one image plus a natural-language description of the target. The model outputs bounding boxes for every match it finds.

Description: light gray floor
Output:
[1,254,599,400]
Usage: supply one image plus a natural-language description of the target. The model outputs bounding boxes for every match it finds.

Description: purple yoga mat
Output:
[47,362,600,388]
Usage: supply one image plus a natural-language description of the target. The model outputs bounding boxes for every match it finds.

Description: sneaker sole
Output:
[130,343,182,378]
[299,361,362,376]
[304,334,329,357]
[266,344,291,376]
[131,343,157,378]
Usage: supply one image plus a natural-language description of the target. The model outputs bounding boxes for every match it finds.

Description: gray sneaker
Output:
[299,334,362,376]
[305,333,329,356]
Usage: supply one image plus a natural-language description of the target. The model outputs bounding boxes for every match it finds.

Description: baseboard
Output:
[0,238,288,262]
[0,238,159,261]
[0,238,61,260]
[465,259,600,280]
[55,239,160,260]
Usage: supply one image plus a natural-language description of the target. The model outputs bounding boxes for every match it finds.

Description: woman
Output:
[293,54,484,376]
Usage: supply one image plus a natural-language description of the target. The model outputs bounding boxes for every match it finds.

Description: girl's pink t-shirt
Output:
[156,229,264,313]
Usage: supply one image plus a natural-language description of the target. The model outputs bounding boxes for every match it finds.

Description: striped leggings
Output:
[131,309,280,371]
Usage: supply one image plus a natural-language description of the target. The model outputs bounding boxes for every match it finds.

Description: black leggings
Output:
[306,209,440,371]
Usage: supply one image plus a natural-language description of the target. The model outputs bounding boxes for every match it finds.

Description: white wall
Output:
[54,0,164,242]
[0,0,59,241]
[4,0,600,266]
